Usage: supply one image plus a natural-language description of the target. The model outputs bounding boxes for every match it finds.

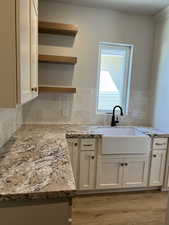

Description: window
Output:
[97,43,133,114]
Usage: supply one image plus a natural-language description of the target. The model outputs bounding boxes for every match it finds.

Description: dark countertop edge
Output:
[66,134,102,138]
[145,133,169,138]
[0,189,77,204]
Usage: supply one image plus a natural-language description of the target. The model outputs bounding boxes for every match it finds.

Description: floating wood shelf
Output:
[39,21,78,36]
[39,54,77,65]
[39,86,76,93]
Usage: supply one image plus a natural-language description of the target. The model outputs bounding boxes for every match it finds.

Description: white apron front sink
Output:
[97,127,151,155]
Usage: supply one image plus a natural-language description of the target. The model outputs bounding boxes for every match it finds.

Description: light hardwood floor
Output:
[72,191,168,225]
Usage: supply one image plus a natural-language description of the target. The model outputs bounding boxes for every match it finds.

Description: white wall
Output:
[0,107,22,147]
[151,10,169,130]
[23,1,155,125]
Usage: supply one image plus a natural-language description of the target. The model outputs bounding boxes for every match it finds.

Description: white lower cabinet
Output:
[96,155,149,189]
[67,139,79,185]
[67,137,168,192]
[96,157,123,189]
[79,151,96,190]
[123,156,149,188]
[149,150,166,186]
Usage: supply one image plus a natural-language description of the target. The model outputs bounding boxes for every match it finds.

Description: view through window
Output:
[97,43,133,113]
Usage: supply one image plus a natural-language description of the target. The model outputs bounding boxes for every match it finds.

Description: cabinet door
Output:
[123,156,149,188]
[96,157,123,189]
[149,150,166,186]
[67,139,79,185]
[30,0,38,99]
[17,0,32,104]
[167,166,169,188]
[0,0,17,108]
[0,201,71,225]
[33,0,38,12]
[79,151,96,190]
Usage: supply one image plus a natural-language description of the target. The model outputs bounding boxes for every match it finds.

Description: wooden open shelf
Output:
[39,54,77,65]
[39,21,78,36]
[39,86,76,93]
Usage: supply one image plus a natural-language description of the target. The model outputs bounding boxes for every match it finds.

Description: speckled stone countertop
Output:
[0,124,168,202]
[0,124,104,202]
[135,127,169,138]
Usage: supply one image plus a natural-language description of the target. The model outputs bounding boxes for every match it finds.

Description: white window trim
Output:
[96,42,134,115]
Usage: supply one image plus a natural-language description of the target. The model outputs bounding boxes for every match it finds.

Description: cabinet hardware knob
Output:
[121,163,124,167]
[91,156,95,159]
[32,87,38,92]
[68,218,72,223]
[153,154,157,158]
[125,163,128,166]
[74,143,78,147]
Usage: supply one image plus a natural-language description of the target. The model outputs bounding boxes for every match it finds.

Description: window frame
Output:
[96,42,134,115]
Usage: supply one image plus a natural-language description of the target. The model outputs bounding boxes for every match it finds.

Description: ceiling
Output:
[47,0,169,15]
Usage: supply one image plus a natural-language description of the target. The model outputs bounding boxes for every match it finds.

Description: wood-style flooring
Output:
[72,191,168,225]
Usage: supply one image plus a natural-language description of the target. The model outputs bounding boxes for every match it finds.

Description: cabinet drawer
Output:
[81,139,95,151]
[153,138,168,150]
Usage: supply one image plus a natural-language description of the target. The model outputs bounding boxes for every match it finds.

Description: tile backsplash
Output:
[23,89,150,126]
[0,106,22,147]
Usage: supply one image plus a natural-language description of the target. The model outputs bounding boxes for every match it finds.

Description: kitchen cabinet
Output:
[0,200,72,225]
[96,157,123,189]
[123,156,149,188]
[67,139,79,185]
[0,0,38,108]
[149,150,166,186]
[30,0,39,99]
[153,138,168,150]
[67,136,168,192]
[79,151,96,190]
[163,156,169,191]
[96,155,149,189]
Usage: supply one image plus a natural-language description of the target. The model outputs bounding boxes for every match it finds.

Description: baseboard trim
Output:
[161,187,169,192]
[76,187,161,196]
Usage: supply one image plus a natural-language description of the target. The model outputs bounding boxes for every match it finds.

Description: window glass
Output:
[97,43,133,113]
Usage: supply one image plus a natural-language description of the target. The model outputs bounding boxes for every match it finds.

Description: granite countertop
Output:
[0,124,103,202]
[135,127,169,138]
[0,124,168,202]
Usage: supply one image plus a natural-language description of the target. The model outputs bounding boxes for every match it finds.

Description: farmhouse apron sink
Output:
[97,127,151,155]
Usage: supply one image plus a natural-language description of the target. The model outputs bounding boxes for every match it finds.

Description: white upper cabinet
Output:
[0,0,38,108]
[17,0,31,104]
[30,0,38,99]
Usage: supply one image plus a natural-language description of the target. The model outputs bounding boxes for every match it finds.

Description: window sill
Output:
[96,111,112,115]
